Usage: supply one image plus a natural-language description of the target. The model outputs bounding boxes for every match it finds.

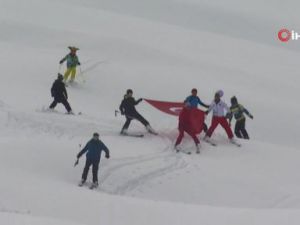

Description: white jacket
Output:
[208,100,230,117]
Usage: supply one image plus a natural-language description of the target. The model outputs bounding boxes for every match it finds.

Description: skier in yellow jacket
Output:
[59,46,81,83]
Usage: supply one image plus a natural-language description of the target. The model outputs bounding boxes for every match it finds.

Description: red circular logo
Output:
[278,29,291,42]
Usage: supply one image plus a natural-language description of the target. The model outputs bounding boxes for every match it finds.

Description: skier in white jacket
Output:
[204,90,235,143]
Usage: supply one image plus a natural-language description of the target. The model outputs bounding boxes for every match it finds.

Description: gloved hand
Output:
[105,154,110,159]
[249,114,254,119]
[121,111,124,115]
[78,62,81,65]
[59,60,63,64]
[205,110,209,115]
[74,158,79,167]
[225,113,231,119]
[138,98,143,102]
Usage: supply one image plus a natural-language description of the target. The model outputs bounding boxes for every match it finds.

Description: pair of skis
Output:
[121,133,144,138]
[78,181,98,190]
[119,129,159,138]
[203,138,241,147]
[176,138,241,154]
[40,106,82,116]
[175,145,199,155]
[176,150,198,155]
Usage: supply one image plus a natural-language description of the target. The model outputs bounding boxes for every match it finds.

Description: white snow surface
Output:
[1,0,300,224]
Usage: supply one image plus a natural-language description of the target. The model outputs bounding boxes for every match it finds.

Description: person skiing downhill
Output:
[119,89,157,135]
[76,132,110,189]
[229,96,253,139]
[184,88,210,133]
[175,103,201,154]
[59,46,81,83]
[204,90,237,144]
[49,73,73,114]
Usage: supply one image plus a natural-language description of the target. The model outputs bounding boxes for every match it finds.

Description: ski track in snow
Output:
[2,103,190,198]
[2,106,114,139]
[100,140,188,195]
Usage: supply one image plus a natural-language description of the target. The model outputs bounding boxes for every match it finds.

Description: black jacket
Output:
[119,95,142,116]
[51,79,68,101]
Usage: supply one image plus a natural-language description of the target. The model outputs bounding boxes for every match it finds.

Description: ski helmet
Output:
[126,89,133,94]
[57,73,63,80]
[231,96,238,105]
[216,90,224,97]
[93,132,99,138]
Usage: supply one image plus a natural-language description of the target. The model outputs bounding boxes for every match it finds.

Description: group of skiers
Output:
[49,46,81,114]
[175,88,254,153]
[47,47,254,187]
[48,47,158,188]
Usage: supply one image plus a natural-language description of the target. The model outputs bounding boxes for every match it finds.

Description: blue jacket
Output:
[77,139,109,161]
[184,95,209,108]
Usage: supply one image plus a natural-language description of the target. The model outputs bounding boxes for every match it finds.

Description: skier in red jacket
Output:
[174,103,204,154]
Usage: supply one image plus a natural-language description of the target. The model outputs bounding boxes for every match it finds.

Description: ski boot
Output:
[47,107,55,112]
[203,135,209,142]
[196,144,200,154]
[230,138,241,147]
[78,179,86,187]
[66,110,75,115]
[174,145,181,153]
[90,181,99,189]
[203,135,217,146]
[146,125,158,135]
[120,129,128,136]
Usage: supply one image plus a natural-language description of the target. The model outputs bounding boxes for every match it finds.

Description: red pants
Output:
[206,116,234,139]
[175,126,200,146]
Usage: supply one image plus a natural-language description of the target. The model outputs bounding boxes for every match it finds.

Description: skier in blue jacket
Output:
[184,88,209,108]
[184,88,210,132]
[77,133,110,188]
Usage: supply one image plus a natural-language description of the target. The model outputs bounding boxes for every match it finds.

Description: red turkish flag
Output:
[144,99,185,116]
[144,99,205,134]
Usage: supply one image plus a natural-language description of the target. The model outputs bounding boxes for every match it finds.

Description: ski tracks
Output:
[4,107,116,139]
[99,136,189,196]
[2,104,189,198]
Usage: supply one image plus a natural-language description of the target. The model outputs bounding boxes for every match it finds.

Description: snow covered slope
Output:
[1,0,300,224]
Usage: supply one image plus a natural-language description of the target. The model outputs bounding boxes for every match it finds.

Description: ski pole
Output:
[74,144,82,167]
[74,159,79,167]
[78,66,86,83]
[58,64,62,74]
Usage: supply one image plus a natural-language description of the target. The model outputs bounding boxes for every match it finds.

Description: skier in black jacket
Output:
[119,89,157,135]
[229,96,253,139]
[49,74,73,114]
